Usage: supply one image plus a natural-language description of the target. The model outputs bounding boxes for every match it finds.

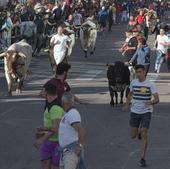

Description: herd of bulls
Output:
[0,18,98,96]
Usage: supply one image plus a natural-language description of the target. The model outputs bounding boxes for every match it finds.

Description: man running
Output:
[41,62,84,105]
[154,28,170,73]
[50,25,71,66]
[123,65,159,167]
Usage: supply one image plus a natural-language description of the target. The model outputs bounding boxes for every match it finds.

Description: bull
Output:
[0,40,32,96]
[107,61,130,107]
[79,19,97,58]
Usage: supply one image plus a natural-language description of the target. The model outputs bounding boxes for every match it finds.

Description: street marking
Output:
[153,114,170,120]
[75,70,103,81]
[1,97,44,103]
[122,148,170,169]
[0,106,16,119]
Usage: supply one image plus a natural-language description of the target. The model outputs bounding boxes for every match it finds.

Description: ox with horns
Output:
[79,16,97,58]
[107,61,130,107]
[0,40,32,96]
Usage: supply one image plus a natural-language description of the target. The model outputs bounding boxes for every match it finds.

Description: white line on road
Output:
[75,70,103,81]
[0,106,16,119]
[122,148,170,169]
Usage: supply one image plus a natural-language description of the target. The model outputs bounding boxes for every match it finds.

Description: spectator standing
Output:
[53,3,63,28]
[34,14,45,56]
[0,11,13,49]
[34,84,64,169]
[20,16,36,46]
[115,3,122,24]
[58,92,86,169]
[121,2,128,23]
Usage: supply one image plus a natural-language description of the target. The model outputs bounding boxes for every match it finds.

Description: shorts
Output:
[130,112,151,129]
[40,140,60,167]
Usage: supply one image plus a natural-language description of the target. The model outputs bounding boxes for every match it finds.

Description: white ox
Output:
[80,19,97,58]
[0,40,32,96]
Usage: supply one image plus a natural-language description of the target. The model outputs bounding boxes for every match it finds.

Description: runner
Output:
[50,25,71,66]
[154,28,170,73]
[123,64,159,167]
[34,83,64,169]
[41,62,84,105]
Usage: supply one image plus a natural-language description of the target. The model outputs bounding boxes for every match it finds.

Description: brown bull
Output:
[0,40,32,96]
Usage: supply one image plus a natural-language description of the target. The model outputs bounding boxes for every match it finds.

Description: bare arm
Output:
[122,91,132,111]
[34,119,61,148]
[145,93,159,106]
[72,122,85,145]
[154,39,158,48]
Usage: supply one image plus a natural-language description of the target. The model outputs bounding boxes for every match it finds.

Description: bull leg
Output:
[115,92,118,105]
[109,87,114,107]
[126,87,130,98]
[84,50,87,58]
[120,90,124,104]
[5,72,13,96]
[16,79,23,94]
[90,47,95,55]
[8,81,12,96]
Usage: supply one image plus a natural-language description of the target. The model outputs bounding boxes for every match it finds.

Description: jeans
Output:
[57,142,86,169]
[155,50,165,73]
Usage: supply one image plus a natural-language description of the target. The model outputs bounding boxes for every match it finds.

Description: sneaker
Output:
[138,159,146,167]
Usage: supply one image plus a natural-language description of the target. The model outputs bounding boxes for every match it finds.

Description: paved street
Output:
[0,24,170,169]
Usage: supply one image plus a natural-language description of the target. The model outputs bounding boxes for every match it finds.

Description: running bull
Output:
[0,40,32,96]
[107,61,130,107]
[80,18,97,58]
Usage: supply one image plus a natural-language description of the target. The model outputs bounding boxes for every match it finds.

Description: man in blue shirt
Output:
[129,39,150,75]
[98,6,108,32]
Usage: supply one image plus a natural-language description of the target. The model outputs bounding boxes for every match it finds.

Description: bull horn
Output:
[0,52,6,59]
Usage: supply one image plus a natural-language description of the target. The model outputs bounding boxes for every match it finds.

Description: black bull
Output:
[107,61,130,107]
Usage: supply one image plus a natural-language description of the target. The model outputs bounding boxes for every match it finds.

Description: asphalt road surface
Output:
[0,24,170,169]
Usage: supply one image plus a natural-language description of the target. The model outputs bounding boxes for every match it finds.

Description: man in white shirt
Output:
[154,28,170,73]
[59,92,85,169]
[123,65,159,167]
[50,25,71,66]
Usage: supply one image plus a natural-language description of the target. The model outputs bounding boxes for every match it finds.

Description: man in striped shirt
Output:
[123,65,159,167]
